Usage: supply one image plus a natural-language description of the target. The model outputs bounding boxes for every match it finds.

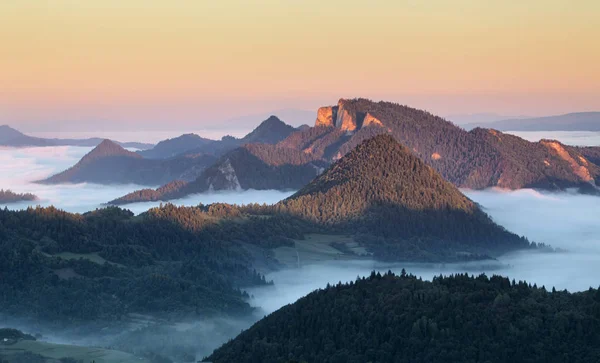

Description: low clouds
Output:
[0,145,294,213]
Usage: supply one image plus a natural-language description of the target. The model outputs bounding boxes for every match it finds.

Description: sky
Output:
[1,0,598,132]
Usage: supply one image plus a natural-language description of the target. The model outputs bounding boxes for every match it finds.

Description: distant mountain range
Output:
[112,99,600,204]
[464,112,600,131]
[0,136,537,327]
[40,116,300,186]
[0,125,153,149]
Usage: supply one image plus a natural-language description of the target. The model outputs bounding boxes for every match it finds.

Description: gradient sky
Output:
[1,0,598,131]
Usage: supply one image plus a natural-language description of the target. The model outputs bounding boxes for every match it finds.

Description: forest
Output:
[207,271,600,363]
[111,98,600,204]
[277,135,534,259]
[0,204,312,322]
[0,136,544,323]
[0,189,37,204]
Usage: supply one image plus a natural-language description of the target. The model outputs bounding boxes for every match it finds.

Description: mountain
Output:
[207,271,600,363]
[0,189,37,204]
[238,116,297,144]
[277,134,530,257]
[109,143,326,204]
[224,109,315,129]
[39,140,217,185]
[117,135,532,261]
[0,125,153,149]
[464,112,600,132]
[138,133,214,159]
[137,116,298,160]
[114,98,600,205]
[0,125,25,144]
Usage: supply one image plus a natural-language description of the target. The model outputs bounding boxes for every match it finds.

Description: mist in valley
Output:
[0,146,294,214]
[2,141,600,362]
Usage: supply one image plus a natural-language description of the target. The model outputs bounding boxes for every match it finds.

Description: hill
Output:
[207,271,600,363]
[138,116,297,160]
[0,125,152,149]
[277,135,530,258]
[117,136,533,261]
[239,116,297,144]
[0,204,306,323]
[0,189,37,204]
[464,112,600,132]
[110,143,326,204]
[111,99,600,204]
[138,133,214,159]
[39,139,217,185]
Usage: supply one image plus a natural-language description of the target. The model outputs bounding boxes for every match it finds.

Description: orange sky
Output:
[1,0,598,130]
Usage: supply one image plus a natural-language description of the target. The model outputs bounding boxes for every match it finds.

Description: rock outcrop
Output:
[315,106,338,128]
[315,100,383,132]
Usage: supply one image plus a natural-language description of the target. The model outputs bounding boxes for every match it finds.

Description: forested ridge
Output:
[277,135,532,259]
[0,204,314,322]
[0,189,37,203]
[111,98,600,204]
[207,271,600,363]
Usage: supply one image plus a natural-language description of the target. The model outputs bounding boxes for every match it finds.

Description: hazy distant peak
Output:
[0,124,26,143]
[240,115,296,144]
[81,139,140,163]
[464,112,600,131]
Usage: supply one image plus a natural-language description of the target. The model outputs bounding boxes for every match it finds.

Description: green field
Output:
[0,340,150,363]
[273,234,372,268]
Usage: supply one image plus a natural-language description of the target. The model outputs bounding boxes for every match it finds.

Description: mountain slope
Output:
[0,125,26,143]
[137,116,297,160]
[109,144,325,204]
[207,271,600,363]
[278,134,529,255]
[110,98,600,203]
[138,133,214,159]
[465,112,600,131]
[39,140,218,185]
[239,115,297,144]
[302,99,600,191]
[0,205,284,323]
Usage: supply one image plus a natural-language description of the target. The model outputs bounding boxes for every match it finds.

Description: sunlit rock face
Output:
[315,106,338,128]
[541,140,593,183]
[335,99,358,132]
[315,101,384,132]
[362,112,383,128]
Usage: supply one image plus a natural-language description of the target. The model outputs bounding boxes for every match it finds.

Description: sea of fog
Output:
[506,130,600,146]
[0,145,294,214]
[2,136,600,360]
[249,188,600,316]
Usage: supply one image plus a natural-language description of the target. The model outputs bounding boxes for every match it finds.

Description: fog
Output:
[27,128,251,144]
[3,145,600,361]
[247,188,600,318]
[0,146,294,214]
[506,130,600,146]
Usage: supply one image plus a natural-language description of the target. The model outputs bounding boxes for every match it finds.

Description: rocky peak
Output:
[315,106,338,128]
[314,99,384,132]
[335,99,358,132]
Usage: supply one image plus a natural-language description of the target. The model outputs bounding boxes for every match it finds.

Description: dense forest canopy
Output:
[207,271,600,363]
[277,135,532,258]
[0,204,311,322]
